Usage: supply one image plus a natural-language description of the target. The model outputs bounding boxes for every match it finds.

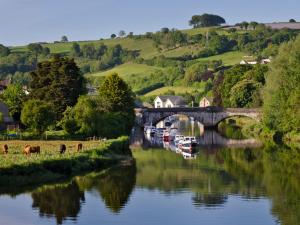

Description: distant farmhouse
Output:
[240,58,271,65]
[154,96,186,108]
[199,97,214,108]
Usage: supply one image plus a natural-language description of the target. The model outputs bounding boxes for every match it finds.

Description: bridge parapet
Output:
[135,107,262,127]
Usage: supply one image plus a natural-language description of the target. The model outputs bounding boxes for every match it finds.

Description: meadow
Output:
[0,137,131,183]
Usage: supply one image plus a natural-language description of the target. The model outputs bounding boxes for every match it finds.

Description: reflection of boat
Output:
[146,127,156,137]
[174,135,184,145]
[182,151,197,159]
[156,128,165,138]
[179,136,197,145]
[180,142,198,159]
[163,130,170,142]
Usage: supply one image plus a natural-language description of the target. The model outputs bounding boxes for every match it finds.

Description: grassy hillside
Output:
[144,86,199,96]
[87,62,163,78]
[196,51,244,66]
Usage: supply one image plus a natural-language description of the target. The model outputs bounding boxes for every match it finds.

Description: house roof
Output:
[200,97,214,103]
[156,95,186,105]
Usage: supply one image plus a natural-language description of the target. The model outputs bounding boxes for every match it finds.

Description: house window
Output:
[156,102,161,108]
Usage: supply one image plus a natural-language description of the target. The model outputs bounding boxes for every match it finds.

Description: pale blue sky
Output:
[1,0,299,46]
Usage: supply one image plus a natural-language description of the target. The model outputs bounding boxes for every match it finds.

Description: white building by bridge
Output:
[154,96,186,108]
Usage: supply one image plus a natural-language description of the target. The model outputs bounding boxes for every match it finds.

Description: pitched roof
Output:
[157,95,186,105]
[201,97,214,103]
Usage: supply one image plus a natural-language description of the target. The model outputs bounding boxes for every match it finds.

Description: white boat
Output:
[174,135,184,145]
[179,136,197,145]
[146,127,156,136]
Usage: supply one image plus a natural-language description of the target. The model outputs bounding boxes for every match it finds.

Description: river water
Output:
[0,117,299,225]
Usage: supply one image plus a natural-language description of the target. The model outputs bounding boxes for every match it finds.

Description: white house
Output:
[199,97,214,108]
[154,96,186,108]
[261,58,271,64]
[240,60,258,65]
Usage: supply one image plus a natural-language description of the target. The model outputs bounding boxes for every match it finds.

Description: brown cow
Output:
[23,145,40,155]
[2,144,8,154]
[60,144,66,154]
[77,143,83,152]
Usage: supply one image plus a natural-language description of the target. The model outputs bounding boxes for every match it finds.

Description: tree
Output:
[61,35,68,42]
[209,35,231,54]
[71,42,81,57]
[28,43,43,61]
[160,27,170,33]
[263,35,300,133]
[119,30,126,37]
[98,73,135,133]
[0,44,10,57]
[111,34,116,39]
[184,63,208,84]
[42,47,50,56]
[21,100,56,134]
[240,21,249,30]
[189,14,226,28]
[250,21,259,30]
[29,56,86,119]
[230,79,262,107]
[0,83,25,120]
[289,19,296,23]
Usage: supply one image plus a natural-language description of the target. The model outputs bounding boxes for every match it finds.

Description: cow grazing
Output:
[23,145,40,155]
[77,143,83,152]
[2,144,8,154]
[60,144,66,154]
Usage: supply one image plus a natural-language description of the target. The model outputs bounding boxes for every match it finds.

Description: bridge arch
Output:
[137,107,261,128]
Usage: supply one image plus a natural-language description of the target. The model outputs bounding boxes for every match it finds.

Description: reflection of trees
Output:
[192,193,228,207]
[94,165,136,213]
[31,181,85,224]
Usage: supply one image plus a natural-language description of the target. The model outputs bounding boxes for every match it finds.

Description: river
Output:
[0,116,299,225]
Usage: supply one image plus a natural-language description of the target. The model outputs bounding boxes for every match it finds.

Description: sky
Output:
[0,0,299,46]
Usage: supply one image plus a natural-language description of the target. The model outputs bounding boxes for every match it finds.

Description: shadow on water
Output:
[0,164,137,225]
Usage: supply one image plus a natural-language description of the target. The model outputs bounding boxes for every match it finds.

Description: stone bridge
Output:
[135,107,262,128]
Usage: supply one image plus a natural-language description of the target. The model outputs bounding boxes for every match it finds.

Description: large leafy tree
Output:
[0,83,25,120]
[98,73,134,113]
[21,100,56,134]
[29,56,86,119]
[230,79,262,108]
[98,73,135,133]
[263,35,300,133]
[189,14,225,28]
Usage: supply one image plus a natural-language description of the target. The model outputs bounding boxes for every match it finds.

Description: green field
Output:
[144,86,200,96]
[87,62,164,79]
[11,27,232,58]
[196,51,244,66]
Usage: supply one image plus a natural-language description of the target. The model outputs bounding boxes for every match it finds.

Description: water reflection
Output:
[31,182,85,224]
[0,118,299,225]
[28,164,136,224]
[131,116,262,150]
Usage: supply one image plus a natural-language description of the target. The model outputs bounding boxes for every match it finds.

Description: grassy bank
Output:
[0,136,132,186]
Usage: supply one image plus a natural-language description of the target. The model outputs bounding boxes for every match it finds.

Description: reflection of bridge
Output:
[130,128,262,149]
[135,107,261,128]
[197,130,261,149]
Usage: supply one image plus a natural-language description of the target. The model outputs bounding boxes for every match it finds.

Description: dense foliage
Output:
[29,56,86,119]
[263,35,300,133]
[21,99,56,134]
[62,73,135,138]
[214,64,268,107]
[0,83,25,120]
[189,14,226,28]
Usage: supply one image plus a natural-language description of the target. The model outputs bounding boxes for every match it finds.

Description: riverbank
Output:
[0,136,133,187]
[218,117,300,147]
